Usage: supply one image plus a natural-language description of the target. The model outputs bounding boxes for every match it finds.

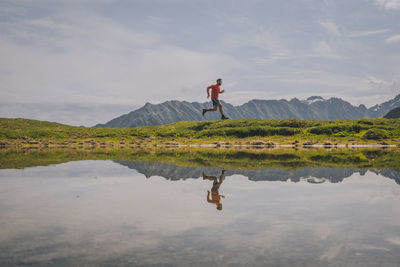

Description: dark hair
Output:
[217,78,222,83]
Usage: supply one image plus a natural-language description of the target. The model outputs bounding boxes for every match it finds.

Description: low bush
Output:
[363,129,388,140]
[358,119,374,125]
[276,119,316,128]
[309,124,364,135]
[200,126,300,138]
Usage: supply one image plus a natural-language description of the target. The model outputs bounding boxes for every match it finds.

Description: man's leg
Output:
[219,104,229,119]
[207,104,218,112]
[219,170,225,183]
[203,104,217,116]
[203,172,218,181]
[218,103,224,115]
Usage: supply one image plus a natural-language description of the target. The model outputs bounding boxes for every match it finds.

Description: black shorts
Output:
[212,98,220,105]
[212,183,220,191]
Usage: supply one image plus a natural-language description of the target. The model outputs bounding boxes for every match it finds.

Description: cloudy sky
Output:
[1,0,399,126]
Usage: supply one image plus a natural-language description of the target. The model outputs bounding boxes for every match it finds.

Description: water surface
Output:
[1,151,400,266]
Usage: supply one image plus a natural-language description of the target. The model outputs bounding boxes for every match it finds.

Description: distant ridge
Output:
[95,94,400,128]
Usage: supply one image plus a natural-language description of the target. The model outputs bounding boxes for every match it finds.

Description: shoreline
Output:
[1,145,400,171]
[1,140,399,149]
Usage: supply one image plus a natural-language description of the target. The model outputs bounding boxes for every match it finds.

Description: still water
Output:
[1,159,400,266]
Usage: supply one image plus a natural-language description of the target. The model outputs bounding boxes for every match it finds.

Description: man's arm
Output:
[206,86,211,98]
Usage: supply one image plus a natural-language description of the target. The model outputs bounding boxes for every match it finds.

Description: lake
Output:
[0,148,400,266]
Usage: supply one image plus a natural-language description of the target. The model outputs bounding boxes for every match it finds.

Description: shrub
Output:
[363,129,388,140]
[310,126,332,135]
[95,133,117,138]
[310,154,366,163]
[277,119,307,128]
[200,126,300,138]
[189,122,213,131]
[309,124,364,135]
[358,119,373,125]
[362,150,387,160]
[229,151,300,160]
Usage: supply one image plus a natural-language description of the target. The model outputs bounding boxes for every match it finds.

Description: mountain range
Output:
[114,160,400,185]
[95,94,400,128]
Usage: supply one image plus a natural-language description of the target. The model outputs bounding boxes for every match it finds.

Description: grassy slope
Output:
[1,147,399,170]
[1,118,400,145]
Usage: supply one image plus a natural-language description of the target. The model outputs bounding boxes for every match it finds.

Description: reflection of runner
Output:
[203,170,226,210]
[202,78,229,120]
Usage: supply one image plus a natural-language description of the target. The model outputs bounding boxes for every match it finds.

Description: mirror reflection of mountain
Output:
[114,160,400,185]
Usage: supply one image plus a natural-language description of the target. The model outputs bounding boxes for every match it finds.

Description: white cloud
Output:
[348,29,390,37]
[252,52,290,64]
[319,20,341,36]
[309,41,346,59]
[375,0,400,10]
[385,34,400,43]
[366,76,400,92]
[0,9,244,125]
[0,103,137,126]
[314,41,332,55]
[215,13,290,57]
[362,76,400,105]
[0,13,241,105]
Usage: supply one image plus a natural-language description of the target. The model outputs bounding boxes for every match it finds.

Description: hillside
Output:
[384,107,400,119]
[95,94,400,128]
[1,118,400,147]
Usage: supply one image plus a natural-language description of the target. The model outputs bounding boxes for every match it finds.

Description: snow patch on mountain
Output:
[304,96,325,105]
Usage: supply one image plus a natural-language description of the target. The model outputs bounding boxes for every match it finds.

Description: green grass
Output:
[1,147,399,170]
[1,117,400,145]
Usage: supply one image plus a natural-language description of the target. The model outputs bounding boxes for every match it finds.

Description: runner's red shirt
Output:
[207,84,221,100]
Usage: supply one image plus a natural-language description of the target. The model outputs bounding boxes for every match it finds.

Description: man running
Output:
[202,78,229,120]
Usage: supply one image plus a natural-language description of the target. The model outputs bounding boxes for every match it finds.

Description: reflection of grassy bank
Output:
[1,118,400,147]
[1,147,399,170]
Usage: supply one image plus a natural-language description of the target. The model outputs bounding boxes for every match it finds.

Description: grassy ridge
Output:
[1,147,399,170]
[1,118,400,145]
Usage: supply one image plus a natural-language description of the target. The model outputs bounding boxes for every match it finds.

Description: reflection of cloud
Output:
[1,162,400,265]
[320,245,342,260]
[387,236,400,245]
[356,244,391,252]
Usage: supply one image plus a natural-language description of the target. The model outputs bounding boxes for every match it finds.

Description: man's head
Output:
[217,203,222,210]
[216,78,222,85]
